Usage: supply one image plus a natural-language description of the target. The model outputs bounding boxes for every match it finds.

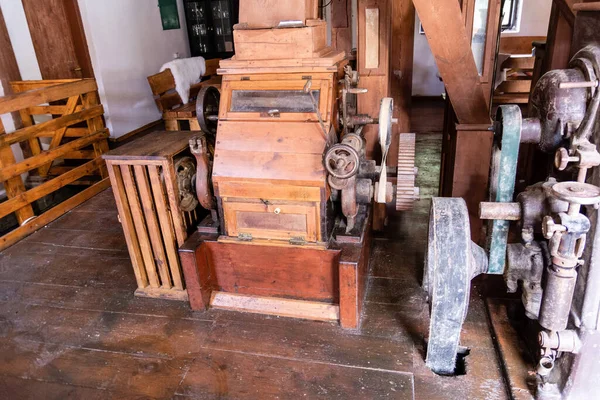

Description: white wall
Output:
[78,0,191,138]
[502,0,552,37]
[412,15,445,97]
[0,0,41,80]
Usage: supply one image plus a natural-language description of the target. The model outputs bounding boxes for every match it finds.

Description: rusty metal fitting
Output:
[356,178,373,204]
[341,133,364,152]
[551,254,579,268]
[575,142,600,168]
[537,354,556,377]
[328,175,350,191]
[539,264,578,331]
[520,118,542,144]
[347,115,375,126]
[542,216,566,240]
[479,202,521,220]
[539,330,581,354]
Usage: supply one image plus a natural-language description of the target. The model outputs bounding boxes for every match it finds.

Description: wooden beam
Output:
[390,0,415,135]
[210,291,340,322]
[412,0,490,124]
[573,2,600,11]
[553,0,576,26]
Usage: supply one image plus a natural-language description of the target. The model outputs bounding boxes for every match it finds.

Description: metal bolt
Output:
[558,80,599,89]
[274,208,281,215]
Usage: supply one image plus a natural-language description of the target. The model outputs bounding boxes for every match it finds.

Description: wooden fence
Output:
[0,78,110,250]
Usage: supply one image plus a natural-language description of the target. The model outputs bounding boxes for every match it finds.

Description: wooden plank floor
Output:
[0,134,510,399]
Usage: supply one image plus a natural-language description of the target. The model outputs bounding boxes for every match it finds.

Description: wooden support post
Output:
[441,123,494,243]
[412,0,490,125]
[179,230,221,311]
[338,209,372,329]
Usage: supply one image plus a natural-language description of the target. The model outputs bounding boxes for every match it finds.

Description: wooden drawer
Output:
[223,200,320,242]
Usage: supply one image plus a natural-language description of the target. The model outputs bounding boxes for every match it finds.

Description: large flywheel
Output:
[424,197,488,375]
[196,85,220,135]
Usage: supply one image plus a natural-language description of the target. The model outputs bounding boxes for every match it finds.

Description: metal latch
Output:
[289,236,306,246]
[238,233,253,241]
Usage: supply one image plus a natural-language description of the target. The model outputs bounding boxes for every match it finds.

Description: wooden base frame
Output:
[179,209,372,329]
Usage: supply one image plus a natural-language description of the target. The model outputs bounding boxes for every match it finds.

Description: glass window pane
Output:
[230,90,320,113]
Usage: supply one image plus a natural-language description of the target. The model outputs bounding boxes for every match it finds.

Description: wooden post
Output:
[412,0,490,124]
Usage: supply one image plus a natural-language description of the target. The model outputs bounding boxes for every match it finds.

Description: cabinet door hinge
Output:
[238,233,253,241]
[289,236,306,246]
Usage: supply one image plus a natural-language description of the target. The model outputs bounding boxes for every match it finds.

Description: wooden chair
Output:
[147,59,221,131]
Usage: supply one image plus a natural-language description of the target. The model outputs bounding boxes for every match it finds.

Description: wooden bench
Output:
[147,59,221,131]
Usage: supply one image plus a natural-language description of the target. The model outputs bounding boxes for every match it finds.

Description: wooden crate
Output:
[238,0,318,29]
[233,20,327,60]
[0,79,110,250]
[103,131,204,301]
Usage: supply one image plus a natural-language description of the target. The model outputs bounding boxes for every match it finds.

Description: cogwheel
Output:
[396,133,419,211]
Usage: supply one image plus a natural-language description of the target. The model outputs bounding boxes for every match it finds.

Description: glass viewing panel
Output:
[230,90,320,113]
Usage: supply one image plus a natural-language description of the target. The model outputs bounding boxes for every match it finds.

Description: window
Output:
[501,0,522,33]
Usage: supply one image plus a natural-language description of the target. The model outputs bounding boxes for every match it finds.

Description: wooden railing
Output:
[0,79,110,250]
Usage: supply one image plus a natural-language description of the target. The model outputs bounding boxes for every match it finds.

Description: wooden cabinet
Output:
[103,131,206,301]
[183,0,239,59]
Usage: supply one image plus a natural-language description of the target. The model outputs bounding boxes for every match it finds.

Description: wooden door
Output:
[21,0,94,79]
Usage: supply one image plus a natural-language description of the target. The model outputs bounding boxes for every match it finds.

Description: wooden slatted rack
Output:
[0,79,110,250]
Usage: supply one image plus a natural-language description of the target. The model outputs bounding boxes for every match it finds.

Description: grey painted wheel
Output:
[424,197,472,375]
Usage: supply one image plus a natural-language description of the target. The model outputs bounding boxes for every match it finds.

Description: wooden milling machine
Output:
[178,2,418,329]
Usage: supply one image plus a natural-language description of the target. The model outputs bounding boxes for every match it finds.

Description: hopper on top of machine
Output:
[231,0,329,61]
[237,0,318,29]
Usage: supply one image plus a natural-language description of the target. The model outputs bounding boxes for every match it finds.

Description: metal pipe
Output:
[479,202,522,220]
[559,80,599,89]
[520,118,542,144]
[539,265,578,331]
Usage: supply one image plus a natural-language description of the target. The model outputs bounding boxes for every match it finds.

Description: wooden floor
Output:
[0,133,510,399]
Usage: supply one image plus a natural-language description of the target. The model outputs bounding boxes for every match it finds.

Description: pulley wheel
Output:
[325,144,360,179]
[196,86,220,135]
[174,156,199,212]
[424,197,472,375]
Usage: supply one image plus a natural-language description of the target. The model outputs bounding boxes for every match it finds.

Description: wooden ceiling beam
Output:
[412,0,490,124]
